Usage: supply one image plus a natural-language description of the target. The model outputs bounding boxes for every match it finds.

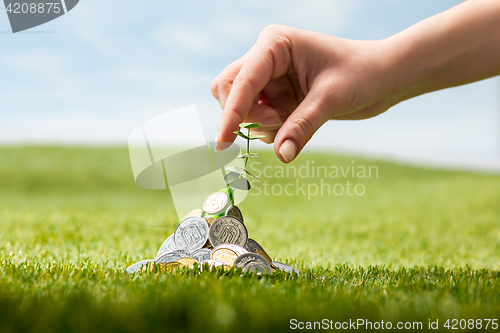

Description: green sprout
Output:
[223,123,264,194]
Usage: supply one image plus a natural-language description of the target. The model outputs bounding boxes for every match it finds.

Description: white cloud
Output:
[151,1,356,58]
[272,0,354,33]
[2,52,78,90]
[0,0,498,171]
[113,66,212,91]
[210,13,265,45]
[152,22,233,57]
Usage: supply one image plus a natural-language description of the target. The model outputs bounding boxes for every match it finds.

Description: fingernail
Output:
[259,117,282,127]
[279,139,297,163]
[214,133,221,151]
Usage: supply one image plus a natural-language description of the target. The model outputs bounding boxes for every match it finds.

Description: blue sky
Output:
[0,0,498,171]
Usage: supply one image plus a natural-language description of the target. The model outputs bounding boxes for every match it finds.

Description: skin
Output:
[211,0,500,163]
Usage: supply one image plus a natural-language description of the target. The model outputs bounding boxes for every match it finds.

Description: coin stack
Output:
[126,189,299,275]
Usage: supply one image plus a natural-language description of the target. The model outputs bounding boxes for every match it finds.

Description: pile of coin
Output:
[126,189,299,275]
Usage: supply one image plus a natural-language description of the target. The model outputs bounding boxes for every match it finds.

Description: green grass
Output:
[0,146,499,332]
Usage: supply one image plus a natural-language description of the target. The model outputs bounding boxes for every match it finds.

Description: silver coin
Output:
[157,234,177,255]
[209,216,248,247]
[174,216,209,252]
[225,205,243,223]
[203,192,229,214]
[191,248,212,263]
[234,253,271,274]
[272,261,300,274]
[155,249,192,264]
[125,259,154,274]
[245,238,265,253]
[213,243,249,257]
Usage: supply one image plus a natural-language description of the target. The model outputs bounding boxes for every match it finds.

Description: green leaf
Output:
[237,153,260,159]
[239,123,259,129]
[223,172,240,184]
[233,130,250,140]
[229,178,251,191]
[225,166,246,174]
[248,134,266,140]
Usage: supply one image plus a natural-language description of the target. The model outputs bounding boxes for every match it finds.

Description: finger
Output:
[216,53,274,147]
[245,104,289,144]
[259,76,300,114]
[250,128,278,144]
[211,58,244,110]
[273,85,334,163]
[245,104,282,128]
[244,75,297,129]
[216,25,293,149]
[260,75,290,100]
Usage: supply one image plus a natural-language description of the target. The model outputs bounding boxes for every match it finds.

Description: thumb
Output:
[273,87,333,163]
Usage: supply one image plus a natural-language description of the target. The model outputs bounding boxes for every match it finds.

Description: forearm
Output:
[384,0,500,104]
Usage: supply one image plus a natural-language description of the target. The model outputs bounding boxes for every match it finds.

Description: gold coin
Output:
[182,208,203,220]
[160,262,182,273]
[204,217,215,226]
[141,261,157,272]
[212,248,238,265]
[256,249,276,268]
[176,257,199,268]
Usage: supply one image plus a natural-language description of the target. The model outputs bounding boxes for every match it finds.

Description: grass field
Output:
[0,146,499,332]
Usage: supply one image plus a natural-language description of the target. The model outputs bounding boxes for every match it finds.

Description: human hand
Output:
[212,1,500,163]
[211,25,393,163]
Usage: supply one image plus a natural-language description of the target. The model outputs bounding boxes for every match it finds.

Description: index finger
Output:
[216,26,294,150]
[216,51,274,149]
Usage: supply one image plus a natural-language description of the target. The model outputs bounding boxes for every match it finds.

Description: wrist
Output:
[379,33,441,107]
[380,0,500,106]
